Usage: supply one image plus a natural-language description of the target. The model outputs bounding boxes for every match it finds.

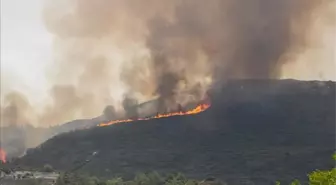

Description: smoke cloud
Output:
[1,0,335,128]
[279,0,336,80]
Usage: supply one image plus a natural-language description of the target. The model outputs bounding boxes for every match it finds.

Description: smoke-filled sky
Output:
[1,0,335,127]
[1,0,53,103]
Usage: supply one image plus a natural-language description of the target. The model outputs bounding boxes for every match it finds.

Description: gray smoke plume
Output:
[0,0,334,159]
[1,0,334,127]
[142,0,334,110]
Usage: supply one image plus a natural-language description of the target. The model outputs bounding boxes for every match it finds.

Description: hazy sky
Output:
[1,0,53,103]
[0,0,335,104]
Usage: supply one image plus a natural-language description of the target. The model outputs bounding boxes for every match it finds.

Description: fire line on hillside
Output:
[98,102,211,127]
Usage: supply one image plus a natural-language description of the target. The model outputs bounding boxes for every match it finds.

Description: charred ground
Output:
[14,80,335,185]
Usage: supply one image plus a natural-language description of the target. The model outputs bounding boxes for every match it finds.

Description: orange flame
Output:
[98,103,211,127]
[0,148,6,163]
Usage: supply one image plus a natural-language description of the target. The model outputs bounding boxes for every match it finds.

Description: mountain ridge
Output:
[6,79,336,184]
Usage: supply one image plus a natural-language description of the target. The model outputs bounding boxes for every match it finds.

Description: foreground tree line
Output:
[55,172,220,185]
[53,153,336,185]
[3,153,335,185]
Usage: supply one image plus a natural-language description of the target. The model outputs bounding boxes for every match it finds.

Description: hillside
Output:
[15,80,335,185]
[0,120,96,160]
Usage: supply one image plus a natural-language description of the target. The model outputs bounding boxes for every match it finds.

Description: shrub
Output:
[106,177,123,185]
[134,172,163,185]
[43,164,54,172]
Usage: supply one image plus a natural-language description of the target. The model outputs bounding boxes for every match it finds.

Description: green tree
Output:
[308,168,336,185]
[307,153,336,185]
[277,153,336,185]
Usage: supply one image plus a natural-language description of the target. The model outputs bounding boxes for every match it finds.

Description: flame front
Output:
[98,103,211,127]
[0,148,6,163]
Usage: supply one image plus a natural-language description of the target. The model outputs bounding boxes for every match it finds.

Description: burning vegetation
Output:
[1,0,335,129]
[0,148,6,163]
[98,102,211,127]
[0,0,334,161]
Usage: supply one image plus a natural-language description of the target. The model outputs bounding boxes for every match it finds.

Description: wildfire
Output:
[98,103,211,127]
[0,148,6,163]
